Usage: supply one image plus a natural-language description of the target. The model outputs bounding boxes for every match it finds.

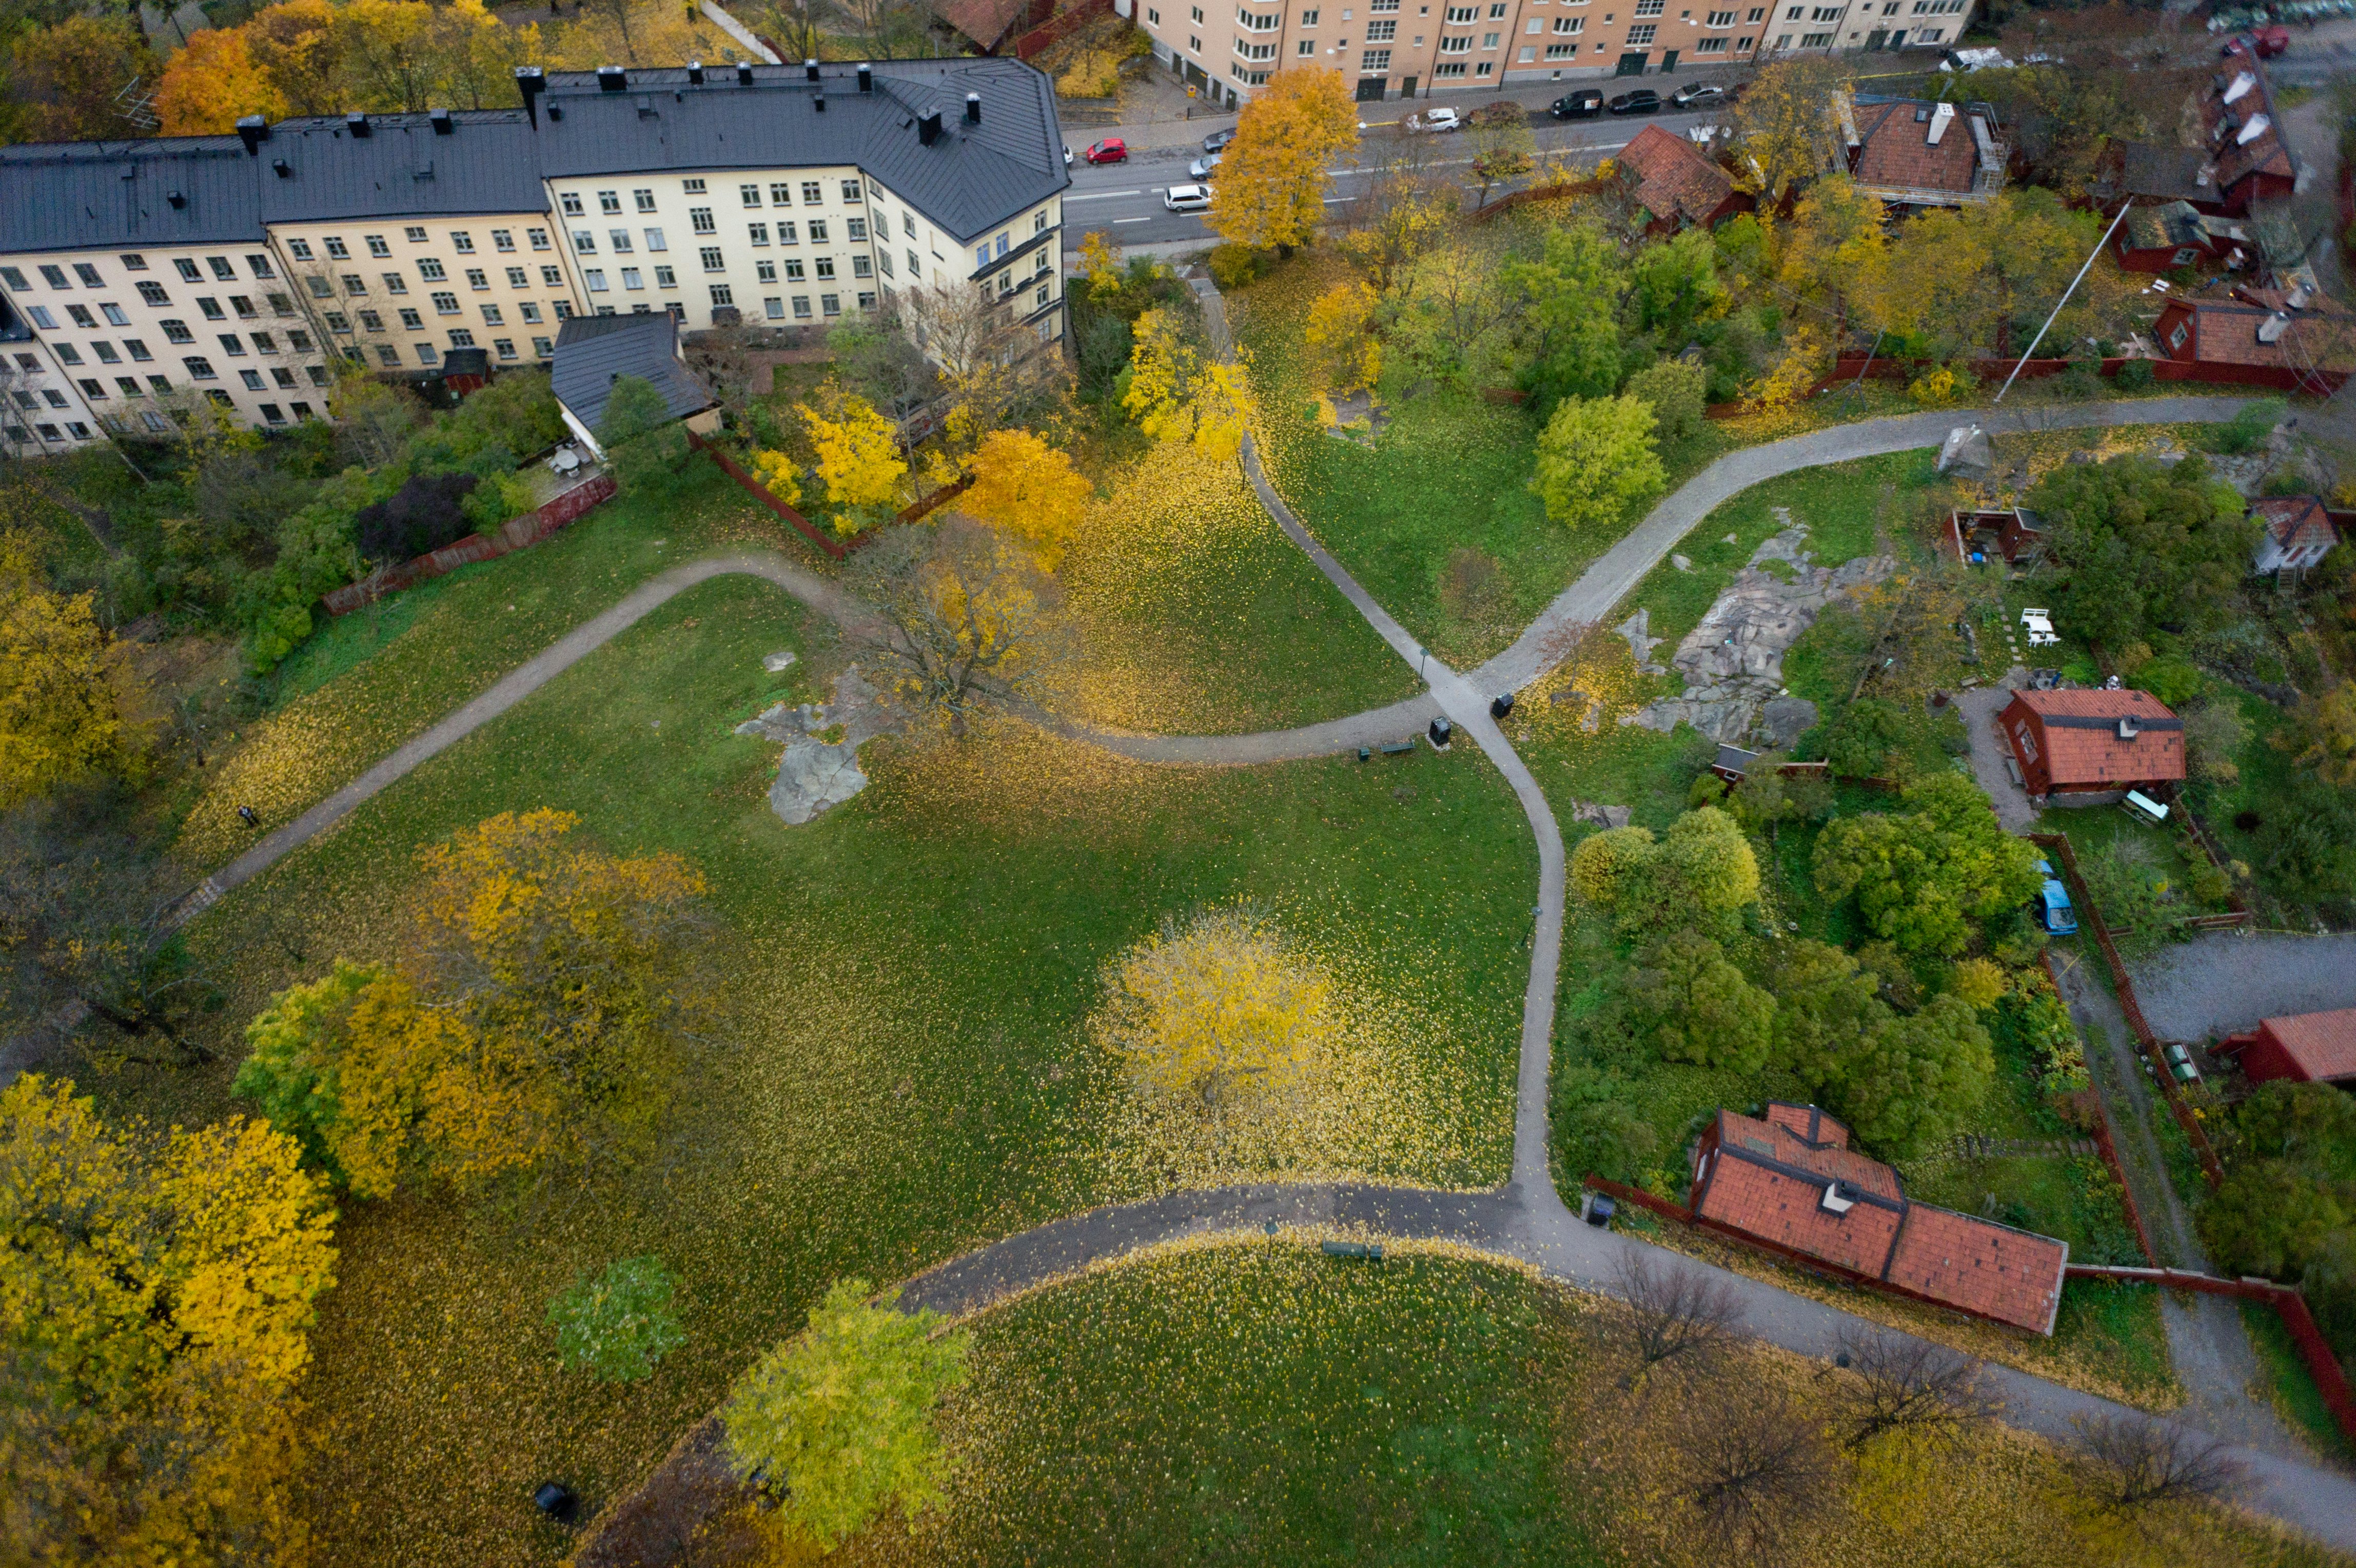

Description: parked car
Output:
[1551,89,1605,119]
[1202,126,1239,153]
[1671,82,1725,108]
[2033,859,2078,935]
[1082,138,1128,165]
[1063,144,1073,166]
[1405,107,1462,133]
[1187,151,1224,179]
[1608,89,1661,115]
[1164,183,1213,213]
[2224,27,2289,58]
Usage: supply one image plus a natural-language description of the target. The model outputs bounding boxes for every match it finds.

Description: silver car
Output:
[1188,151,1224,179]
[1164,183,1213,213]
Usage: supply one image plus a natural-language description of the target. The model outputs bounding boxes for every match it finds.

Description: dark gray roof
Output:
[2122,143,2213,205]
[552,311,712,437]
[255,111,548,222]
[535,59,1066,244]
[0,136,261,255]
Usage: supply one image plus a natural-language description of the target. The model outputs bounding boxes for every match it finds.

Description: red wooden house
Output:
[1999,689,2186,800]
[2216,1009,2356,1086]
[1691,1104,2069,1335]
[2151,290,2355,396]
[1618,125,1752,237]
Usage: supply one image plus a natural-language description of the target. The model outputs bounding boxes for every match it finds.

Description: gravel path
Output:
[1956,676,2038,834]
[2130,931,2356,1043]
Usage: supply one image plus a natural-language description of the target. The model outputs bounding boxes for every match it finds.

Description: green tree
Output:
[1569,807,1759,935]
[2199,1082,2356,1282]
[1553,1063,1661,1184]
[548,1255,686,1382]
[1530,393,1665,531]
[1813,772,2042,956]
[1624,357,1709,444]
[1771,939,1887,1082]
[232,958,387,1185]
[1833,994,1994,1160]
[1626,929,1775,1073]
[596,374,689,498]
[1628,228,1727,343]
[723,1277,971,1549]
[2030,454,2257,651]
[1822,697,1907,779]
[1502,223,1627,410]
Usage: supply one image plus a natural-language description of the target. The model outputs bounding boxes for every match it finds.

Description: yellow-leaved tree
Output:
[0,1073,336,1565]
[1098,906,1333,1119]
[0,523,142,810]
[1303,279,1382,394]
[843,515,1070,735]
[1208,67,1359,251]
[748,447,804,511]
[154,29,289,134]
[1726,55,1849,208]
[155,0,543,123]
[1076,229,1125,297]
[798,384,908,534]
[960,428,1092,568]
[1121,310,1260,463]
[231,810,714,1198]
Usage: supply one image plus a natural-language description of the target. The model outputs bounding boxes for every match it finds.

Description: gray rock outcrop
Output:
[736,665,895,825]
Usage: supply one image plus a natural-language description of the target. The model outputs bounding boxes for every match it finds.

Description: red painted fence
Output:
[1010,0,1113,60]
[320,472,616,616]
[690,428,848,559]
[1707,352,2339,419]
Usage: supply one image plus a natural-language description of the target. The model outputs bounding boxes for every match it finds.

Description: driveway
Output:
[2130,931,2356,1043]
[1956,676,2037,833]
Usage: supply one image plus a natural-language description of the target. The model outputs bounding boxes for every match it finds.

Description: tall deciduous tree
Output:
[1625,929,1775,1073]
[0,1073,336,1566]
[723,1277,971,1550]
[798,383,909,531]
[10,16,156,143]
[1207,68,1358,251]
[843,516,1070,734]
[1303,280,1383,394]
[1727,56,1846,207]
[1813,771,2042,956]
[1121,309,1258,462]
[1096,905,1334,1120]
[960,428,1092,569]
[1501,223,1627,409]
[2030,452,2256,652]
[153,29,288,133]
[0,525,141,812]
[1531,394,1665,531]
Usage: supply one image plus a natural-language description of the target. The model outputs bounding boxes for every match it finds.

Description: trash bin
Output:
[1429,717,1452,748]
[1490,693,1515,719]
[1586,1194,1616,1229]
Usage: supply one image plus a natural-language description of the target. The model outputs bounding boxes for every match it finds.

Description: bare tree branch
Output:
[1610,1251,1747,1377]
[1832,1326,2001,1451]
[2067,1413,2247,1514]
[1672,1385,1837,1556]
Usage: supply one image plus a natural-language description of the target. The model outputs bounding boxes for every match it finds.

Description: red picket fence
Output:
[1705,352,2340,419]
[1009,0,1113,60]
[320,472,617,616]
[2029,833,2227,1188]
[2069,1263,2356,1451]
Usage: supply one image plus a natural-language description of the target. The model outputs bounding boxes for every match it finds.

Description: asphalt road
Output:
[1059,102,1729,245]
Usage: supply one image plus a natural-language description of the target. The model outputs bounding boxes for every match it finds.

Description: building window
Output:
[852,255,872,279]
[182,356,218,379]
[529,228,552,250]
[750,223,770,246]
[1737,34,1755,47]
[520,302,541,323]
[756,260,777,282]
[596,190,620,214]
[366,236,390,258]
[585,269,609,291]
[494,339,518,361]
[1706,7,1733,18]
[561,192,585,215]
[848,217,868,241]
[710,285,735,308]
[1440,34,1471,50]
[533,336,554,357]
[123,339,150,360]
[699,247,725,272]
[574,231,598,253]
[621,268,644,290]
[691,208,716,234]
[416,343,438,365]
[493,230,515,251]
[1627,22,1656,40]
[655,266,677,288]
[842,180,862,202]
[776,221,800,245]
[792,296,812,319]
[1799,28,1830,43]
[2168,322,2188,350]
[376,344,402,366]
[608,230,633,253]
[161,320,193,343]
[240,368,264,389]
[682,178,706,194]
[801,181,823,205]
[1696,33,1726,47]
[430,291,459,315]
[448,329,476,348]
[1435,58,1468,72]
[821,293,840,317]
[1362,47,1391,68]
[1482,30,1499,44]
[505,266,527,288]
[465,268,488,289]
[398,308,423,329]
[1555,14,1584,29]
[541,266,565,286]
[645,228,667,251]
[741,183,762,207]
[137,281,170,306]
[809,220,830,244]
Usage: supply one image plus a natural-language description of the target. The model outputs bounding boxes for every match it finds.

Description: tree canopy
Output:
[2030,455,2256,651]
[1206,68,1358,251]
[1570,807,1761,935]
[1531,394,1665,531]
[1813,772,2042,956]
[960,429,1092,569]
[1,524,140,811]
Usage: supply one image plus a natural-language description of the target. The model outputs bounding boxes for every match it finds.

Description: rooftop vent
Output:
[1927,101,1956,146]
[2287,282,2312,310]
[597,65,626,91]
[636,94,656,119]
[514,66,545,127]
[1820,1183,1856,1215]
[965,91,980,125]
[234,115,268,156]
[857,62,873,92]
[2237,112,2270,146]
[738,61,754,85]
[430,107,453,134]
[345,111,370,138]
[805,57,820,81]
[2224,70,2256,104]
[547,103,564,121]
[2117,715,2142,741]
[814,92,825,112]
[166,190,186,209]
[2259,311,2291,344]
[271,158,290,178]
[917,108,943,146]
[686,60,704,84]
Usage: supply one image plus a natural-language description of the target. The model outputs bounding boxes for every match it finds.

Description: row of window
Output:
[351,336,549,369]
[2,252,276,292]
[304,266,568,302]
[559,178,865,218]
[73,360,329,398]
[569,217,870,256]
[284,228,549,262]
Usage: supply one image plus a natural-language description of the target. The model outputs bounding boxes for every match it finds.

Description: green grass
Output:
[2240,1300,2356,1466]
[905,1243,1598,1566]
[2047,1279,2183,1408]
[92,572,1537,1566]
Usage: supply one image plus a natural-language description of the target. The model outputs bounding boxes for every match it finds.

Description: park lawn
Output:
[89,572,1535,1568]
[2240,1301,2356,1467]
[859,1242,1598,1567]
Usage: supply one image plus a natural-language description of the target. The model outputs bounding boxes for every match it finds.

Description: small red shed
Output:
[2216,1008,2356,1086]
[2000,689,2186,799]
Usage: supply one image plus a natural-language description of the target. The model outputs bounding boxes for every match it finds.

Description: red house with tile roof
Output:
[1691,1105,2070,1335]
[2000,689,2186,799]
[2251,495,2340,575]
[2152,289,2356,396]
[1617,125,1751,237]
[2216,1008,2356,1086]
[1837,93,2007,211]
[2111,57,2298,218]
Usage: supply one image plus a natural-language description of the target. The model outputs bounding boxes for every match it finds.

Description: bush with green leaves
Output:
[1812,771,2043,956]
[724,1277,971,1549]
[2112,357,2154,391]
[548,1255,688,1383]
[1569,807,1760,935]
[1621,928,1774,1072]
[1529,393,1665,530]
[2031,452,2255,651]
[1552,1063,1661,1185]
[1820,697,1908,779]
[1769,939,1996,1160]
[2208,397,2287,455]
[1623,357,1709,443]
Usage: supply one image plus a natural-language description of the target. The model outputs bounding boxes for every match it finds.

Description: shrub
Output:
[1907,365,1962,407]
[352,471,481,566]
[2128,655,2205,707]
[1055,48,1121,97]
[2113,357,2155,391]
[1625,358,1707,442]
[2209,398,2286,455]
[548,1256,688,1382]
[1207,243,1268,289]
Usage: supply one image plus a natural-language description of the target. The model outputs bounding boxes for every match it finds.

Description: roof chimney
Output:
[805,57,820,81]
[857,62,873,92]
[514,66,545,127]
[235,115,268,156]
[271,157,290,178]
[166,190,186,209]
[429,107,454,135]
[345,111,370,138]
[686,60,704,84]
[815,92,826,112]
[965,92,981,125]
[917,108,943,146]
[1926,100,1955,146]
[2116,715,2142,741]
[597,65,626,91]
[738,61,755,85]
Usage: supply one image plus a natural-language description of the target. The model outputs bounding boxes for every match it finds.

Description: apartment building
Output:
[525,60,1066,345]
[1,292,107,457]
[247,110,586,378]
[1132,0,1972,103]
[0,136,332,437]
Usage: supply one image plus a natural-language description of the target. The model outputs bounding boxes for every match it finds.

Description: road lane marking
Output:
[1067,190,1144,201]
[1113,216,1151,223]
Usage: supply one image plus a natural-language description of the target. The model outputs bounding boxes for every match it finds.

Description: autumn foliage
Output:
[234,809,713,1198]
[1207,68,1359,252]
[960,428,1092,568]
[797,383,909,533]
[1,524,143,811]
[1122,309,1258,464]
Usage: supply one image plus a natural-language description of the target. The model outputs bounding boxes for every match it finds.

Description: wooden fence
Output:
[320,472,616,616]
[1706,351,2343,419]
[1009,0,1113,60]
[689,430,976,559]
[2039,949,2159,1265]
[2068,1263,2356,1451]
[2029,833,2227,1187]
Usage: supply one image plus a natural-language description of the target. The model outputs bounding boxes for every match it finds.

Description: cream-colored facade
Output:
[269,215,583,375]
[2,307,108,455]
[0,243,328,435]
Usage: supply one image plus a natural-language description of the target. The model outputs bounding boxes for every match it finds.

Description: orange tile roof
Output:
[2203,65,2296,192]
[2253,495,2337,555]
[1694,1105,2070,1335]
[1885,1207,2069,1334]
[2264,1007,2356,1082]
[1619,124,1736,229]
[2009,689,2187,787]
[2181,297,2356,373]
[1852,100,1981,196]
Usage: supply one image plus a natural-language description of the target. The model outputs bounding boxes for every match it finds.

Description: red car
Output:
[2224,27,2289,60]
[1082,138,1128,165]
